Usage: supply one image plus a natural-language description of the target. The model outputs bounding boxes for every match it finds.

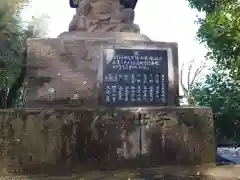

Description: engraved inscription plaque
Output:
[102,48,168,107]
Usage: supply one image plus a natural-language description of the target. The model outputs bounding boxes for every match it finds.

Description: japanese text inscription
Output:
[102,48,168,107]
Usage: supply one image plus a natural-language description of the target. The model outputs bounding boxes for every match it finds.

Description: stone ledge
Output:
[58,31,151,41]
[1,165,239,180]
[0,106,213,111]
[0,106,215,174]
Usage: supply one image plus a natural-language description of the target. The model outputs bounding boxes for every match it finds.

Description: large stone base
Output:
[27,32,150,108]
[26,32,179,108]
[0,107,215,174]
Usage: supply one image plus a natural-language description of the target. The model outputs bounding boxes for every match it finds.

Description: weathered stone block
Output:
[0,107,215,174]
[26,32,179,108]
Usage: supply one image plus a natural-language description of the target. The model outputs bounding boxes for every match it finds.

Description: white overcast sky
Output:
[23,0,208,95]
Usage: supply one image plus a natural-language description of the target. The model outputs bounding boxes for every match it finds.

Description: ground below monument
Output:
[1,165,240,180]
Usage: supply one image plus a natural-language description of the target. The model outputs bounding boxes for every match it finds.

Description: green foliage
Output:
[198,4,240,73]
[187,0,240,145]
[0,0,49,108]
[0,0,27,108]
[187,0,217,13]
[187,0,238,12]
[187,0,240,76]
[191,66,240,145]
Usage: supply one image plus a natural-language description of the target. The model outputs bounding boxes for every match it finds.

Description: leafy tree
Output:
[187,0,240,77]
[187,0,240,145]
[191,65,240,145]
[0,0,49,108]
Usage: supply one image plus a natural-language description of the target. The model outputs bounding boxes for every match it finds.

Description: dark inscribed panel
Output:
[102,48,168,107]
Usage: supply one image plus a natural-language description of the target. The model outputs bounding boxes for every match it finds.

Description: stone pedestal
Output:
[26,32,179,108]
[0,107,215,174]
[24,31,215,173]
[2,0,217,175]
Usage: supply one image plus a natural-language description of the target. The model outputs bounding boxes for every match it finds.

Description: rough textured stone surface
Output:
[58,31,150,40]
[26,35,179,108]
[69,0,140,32]
[1,165,240,180]
[0,107,215,174]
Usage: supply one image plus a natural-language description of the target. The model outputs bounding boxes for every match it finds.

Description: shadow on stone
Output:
[0,107,215,176]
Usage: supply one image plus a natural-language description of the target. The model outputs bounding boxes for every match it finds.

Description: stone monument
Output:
[68,0,139,32]
[27,0,180,107]
[24,0,216,172]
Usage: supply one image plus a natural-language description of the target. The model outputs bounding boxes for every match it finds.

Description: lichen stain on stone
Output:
[0,108,215,174]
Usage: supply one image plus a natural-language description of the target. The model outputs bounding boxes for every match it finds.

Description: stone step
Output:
[1,165,240,180]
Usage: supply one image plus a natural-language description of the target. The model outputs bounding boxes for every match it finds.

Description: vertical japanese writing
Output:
[155,74,160,84]
[161,74,166,103]
[124,74,129,82]
[131,86,135,102]
[103,49,168,106]
[149,74,154,84]
[111,85,117,103]
[143,86,148,101]
[124,86,129,102]
[143,74,147,84]
[149,86,154,101]
[155,85,160,101]
[131,74,135,83]
[136,85,141,101]
[105,85,111,102]
[118,86,124,101]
